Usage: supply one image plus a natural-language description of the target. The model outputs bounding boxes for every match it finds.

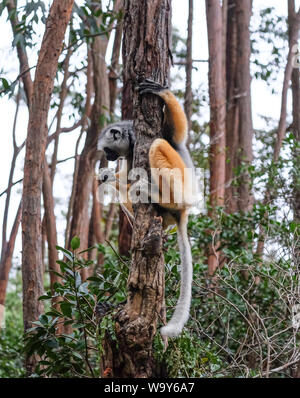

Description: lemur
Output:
[97,79,195,337]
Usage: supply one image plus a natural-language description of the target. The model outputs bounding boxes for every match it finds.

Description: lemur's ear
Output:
[111,128,121,140]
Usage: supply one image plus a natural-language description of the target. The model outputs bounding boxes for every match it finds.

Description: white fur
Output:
[160,212,192,337]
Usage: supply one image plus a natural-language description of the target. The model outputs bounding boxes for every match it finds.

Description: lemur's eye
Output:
[111,129,121,140]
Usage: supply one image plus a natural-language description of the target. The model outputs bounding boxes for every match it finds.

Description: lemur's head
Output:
[97,121,134,161]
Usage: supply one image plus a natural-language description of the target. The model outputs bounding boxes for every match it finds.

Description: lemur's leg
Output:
[98,164,134,218]
[138,79,188,145]
[149,138,188,211]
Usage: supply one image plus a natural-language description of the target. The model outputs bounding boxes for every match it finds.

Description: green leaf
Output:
[46,308,63,317]
[38,295,52,301]
[71,236,80,251]
[73,352,83,360]
[75,272,82,288]
[1,77,9,90]
[56,246,73,262]
[60,302,73,318]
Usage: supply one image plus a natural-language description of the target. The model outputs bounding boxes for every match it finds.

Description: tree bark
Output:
[64,48,93,249]
[0,88,24,321]
[235,0,253,212]
[225,0,253,213]
[21,0,74,373]
[206,0,226,275]
[42,160,60,303]
[118,18,134,258]
[290,12,300,225]
[68,7,110,274]
[288,0,300,378]
[184,0,193,134]
[101,0,171,378]
[0,201,22,329]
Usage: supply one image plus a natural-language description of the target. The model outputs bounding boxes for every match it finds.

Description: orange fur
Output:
[158,90,188,145]
[149,139,188,211]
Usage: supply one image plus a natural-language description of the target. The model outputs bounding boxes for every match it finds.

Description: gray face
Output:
[97,121,134,161]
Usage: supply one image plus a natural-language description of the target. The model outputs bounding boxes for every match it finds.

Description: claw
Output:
[136,79,168,96]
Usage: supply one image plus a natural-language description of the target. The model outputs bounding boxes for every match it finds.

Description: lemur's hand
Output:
[137,79,168,96]
[98,168,116,184]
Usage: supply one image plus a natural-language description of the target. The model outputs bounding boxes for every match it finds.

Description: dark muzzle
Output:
[104,147,119,161]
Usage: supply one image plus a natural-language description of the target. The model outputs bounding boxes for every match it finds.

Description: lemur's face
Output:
[97,122,133,161]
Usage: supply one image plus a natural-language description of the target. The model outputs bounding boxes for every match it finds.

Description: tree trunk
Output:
[21,0,74,373]
[206,0,226,276]
[0,201,22,329]
[42,160,60,303]
[289,0,300,378]
[289,0,300,225]
[184,0,193,134]
[64,48,93,249]
[118,29,134,258]
[101,0,171,377]
[68,10,110,275]
[0,88,24,324]
[235,0,253,212]
[225,0,239,213]
[225,0,253,213]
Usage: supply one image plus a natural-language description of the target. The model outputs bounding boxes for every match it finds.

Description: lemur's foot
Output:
[137,79,168,96]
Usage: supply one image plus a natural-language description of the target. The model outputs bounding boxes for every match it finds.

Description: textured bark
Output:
[50,43,72,181]
[65,49,93,249]
[290,0,300,226]
[225,0,253,213]
[42,160,60,302]
[273,5,300,163]
[118,34,134,258]
[291,43,300,226]
[235,0,253,212]
[118,209,133,257]
[88,178,105,268]
[101,0,171,378]
[68,9,110,273]
[289,0,300,378]
[21,0,74,373]
[184,0,193,134]
[225,0,239,213]
[206,0,226,275]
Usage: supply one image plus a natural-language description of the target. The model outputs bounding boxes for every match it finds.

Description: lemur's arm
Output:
[138,79,188,145]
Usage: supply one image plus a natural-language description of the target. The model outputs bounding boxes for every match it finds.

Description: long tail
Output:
[161,211,193,337]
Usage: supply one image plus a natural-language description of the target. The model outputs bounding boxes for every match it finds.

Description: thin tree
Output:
[184,0,193,134]
[206,0,226,276]
[225,0,253,213]
[289,1,300,225]
[22,0,74,373]
[68,1,121,277]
